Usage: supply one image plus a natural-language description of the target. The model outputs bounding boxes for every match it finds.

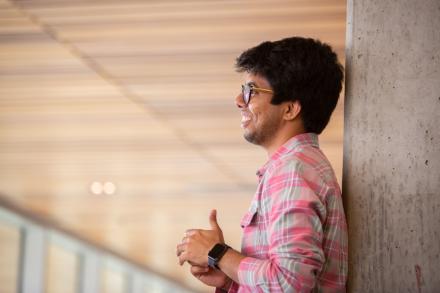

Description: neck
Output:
[264,127,305,157]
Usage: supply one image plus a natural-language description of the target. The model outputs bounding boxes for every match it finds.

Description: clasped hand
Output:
[176,209,224,267]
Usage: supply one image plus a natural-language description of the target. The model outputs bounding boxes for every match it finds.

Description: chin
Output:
[243,131,260,145]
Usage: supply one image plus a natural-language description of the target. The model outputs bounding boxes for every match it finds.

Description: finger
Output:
[176,243,186,257]
[191,265,209,275]
[176,243,183,255]
[209,209,221,231]
[185,229,197,236]
[178,252,188,266]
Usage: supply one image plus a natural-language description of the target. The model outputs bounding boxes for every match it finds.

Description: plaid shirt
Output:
[222,133,347,292]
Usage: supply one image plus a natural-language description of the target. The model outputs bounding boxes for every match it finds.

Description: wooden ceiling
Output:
[0,0,346,291]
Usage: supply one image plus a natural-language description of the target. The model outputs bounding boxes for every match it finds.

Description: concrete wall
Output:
[343,0,440,292]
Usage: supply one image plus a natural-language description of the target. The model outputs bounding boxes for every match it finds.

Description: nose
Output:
[235,92,246,109]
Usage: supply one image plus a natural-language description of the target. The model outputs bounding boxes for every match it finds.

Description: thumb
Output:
[209,209,221,231]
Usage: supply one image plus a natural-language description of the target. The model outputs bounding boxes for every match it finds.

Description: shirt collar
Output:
[256,132,319,178]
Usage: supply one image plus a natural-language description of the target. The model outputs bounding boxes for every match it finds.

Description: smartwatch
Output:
[208,243,230,269]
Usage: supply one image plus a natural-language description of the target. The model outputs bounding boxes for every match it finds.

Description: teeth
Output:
[241,116,251,122]
[241,112,251,122]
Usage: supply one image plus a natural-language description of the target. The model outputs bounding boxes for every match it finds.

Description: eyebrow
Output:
[246,81,257,87]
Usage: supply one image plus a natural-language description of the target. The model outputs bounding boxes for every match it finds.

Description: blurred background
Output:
[0,0,345,292]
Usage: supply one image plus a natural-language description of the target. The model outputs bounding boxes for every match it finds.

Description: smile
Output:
[241,112,252,128]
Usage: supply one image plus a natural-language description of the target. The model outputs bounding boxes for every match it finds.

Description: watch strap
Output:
[208,243,230,269]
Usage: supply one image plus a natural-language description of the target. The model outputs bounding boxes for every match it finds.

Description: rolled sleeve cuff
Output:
[237,256,266,287]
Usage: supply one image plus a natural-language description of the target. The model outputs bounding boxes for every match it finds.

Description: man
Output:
[176,37,347,292]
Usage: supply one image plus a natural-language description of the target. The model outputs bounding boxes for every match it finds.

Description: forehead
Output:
[243,72,272,89]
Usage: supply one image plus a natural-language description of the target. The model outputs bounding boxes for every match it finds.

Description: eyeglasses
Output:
[241,83,273,105]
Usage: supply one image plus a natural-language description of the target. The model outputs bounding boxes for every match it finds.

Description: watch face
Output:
[208,244,229,269]
[209,244,226,258]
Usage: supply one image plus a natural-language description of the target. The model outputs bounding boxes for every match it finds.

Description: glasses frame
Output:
[241,83,273,105]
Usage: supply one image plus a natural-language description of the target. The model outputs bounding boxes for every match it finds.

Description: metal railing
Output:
[0,204,195,293]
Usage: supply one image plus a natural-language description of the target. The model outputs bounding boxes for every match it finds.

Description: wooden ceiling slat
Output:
[54,22,345,41]
[16,0,343,13]
[40,8,345,28]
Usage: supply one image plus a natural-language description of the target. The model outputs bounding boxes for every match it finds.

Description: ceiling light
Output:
[103,182,116,195]
[90,181,103,195]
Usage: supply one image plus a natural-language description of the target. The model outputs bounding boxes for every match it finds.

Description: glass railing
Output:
[0,205,194,293]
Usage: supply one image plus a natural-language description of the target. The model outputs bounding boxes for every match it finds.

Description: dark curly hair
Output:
[235,37,343,134]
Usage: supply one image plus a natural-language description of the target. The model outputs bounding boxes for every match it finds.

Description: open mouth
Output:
[241,112,252,128]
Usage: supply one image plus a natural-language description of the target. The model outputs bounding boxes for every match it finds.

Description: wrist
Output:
[208,243,230,269]
[219,277,233,292]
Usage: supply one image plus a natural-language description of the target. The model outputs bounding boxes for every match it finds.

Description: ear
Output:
[283,100,301,121]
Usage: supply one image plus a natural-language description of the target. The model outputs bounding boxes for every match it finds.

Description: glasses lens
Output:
[242,84,251,104]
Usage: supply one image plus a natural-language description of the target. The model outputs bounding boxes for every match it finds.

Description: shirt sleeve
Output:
[237,163,327,292]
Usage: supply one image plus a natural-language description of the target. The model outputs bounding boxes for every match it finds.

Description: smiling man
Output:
[176,37,348,292]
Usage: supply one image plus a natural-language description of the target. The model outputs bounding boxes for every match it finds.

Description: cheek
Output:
[248,104,260,119]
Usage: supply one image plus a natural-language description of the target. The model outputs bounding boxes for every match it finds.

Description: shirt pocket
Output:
[240,201,258,228]
[240,201,269,258]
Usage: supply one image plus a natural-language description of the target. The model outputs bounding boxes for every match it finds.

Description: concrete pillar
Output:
[343,0,440,292]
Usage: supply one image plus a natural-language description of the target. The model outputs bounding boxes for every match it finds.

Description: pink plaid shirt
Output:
[222,133,347,292]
